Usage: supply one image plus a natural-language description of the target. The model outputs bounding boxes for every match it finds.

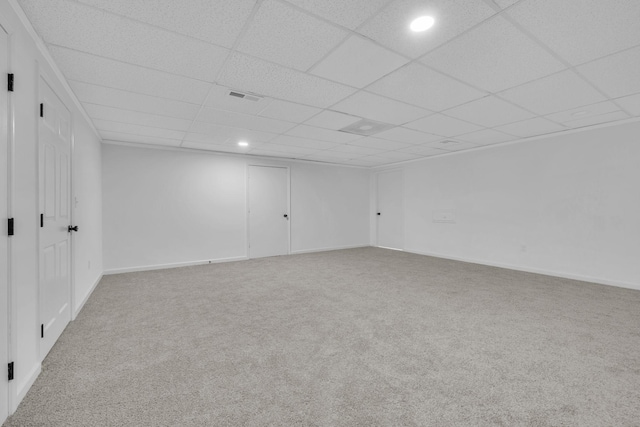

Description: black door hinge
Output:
[40,103,44,117]
[41,324,44,338]
[8,362,14,381]
[8,218,14,236]
[40,213,44,228]
[8,73,14,92]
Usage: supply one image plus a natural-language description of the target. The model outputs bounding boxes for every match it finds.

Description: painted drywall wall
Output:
[0,0,103,416]
[102,144,370,272]
[72,118,103,315]
[290,162,369,253]
[379,121,640,289]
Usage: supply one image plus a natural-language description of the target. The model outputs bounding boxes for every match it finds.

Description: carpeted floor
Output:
[4,247,640,426]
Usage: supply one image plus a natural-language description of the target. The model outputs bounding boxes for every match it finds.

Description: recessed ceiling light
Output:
[238,141,249,147]
[410,16,435,32]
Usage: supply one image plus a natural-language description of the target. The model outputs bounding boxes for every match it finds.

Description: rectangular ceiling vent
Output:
[228,90,262,102]
[339,118,395,136]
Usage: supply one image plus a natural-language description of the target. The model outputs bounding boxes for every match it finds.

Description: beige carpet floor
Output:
[4,247,640,426]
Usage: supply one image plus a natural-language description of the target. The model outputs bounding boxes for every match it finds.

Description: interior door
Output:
[38,78,72,360]
[248,165,289,258]
[0,23,9,425]
[377,170,404,250]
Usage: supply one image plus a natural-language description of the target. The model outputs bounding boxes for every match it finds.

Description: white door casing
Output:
[38,77,72,360]
[248,165,289,259]
[377,170,404,250]
[0,23,10,425]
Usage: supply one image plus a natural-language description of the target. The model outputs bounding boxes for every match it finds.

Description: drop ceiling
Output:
[17,0,640,167]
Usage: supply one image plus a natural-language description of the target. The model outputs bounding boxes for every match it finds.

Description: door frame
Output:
[375,168,405,250]
[0,19,14,422]
[37,72,74,360]
[245,163,291,259]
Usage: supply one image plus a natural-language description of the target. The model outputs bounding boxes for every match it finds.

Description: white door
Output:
[248,166,289,258]
[377,170,404,250]
[0,24,10,425]
[38,78,72,360]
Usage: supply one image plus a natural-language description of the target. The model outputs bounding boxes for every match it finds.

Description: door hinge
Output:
[41,324,44,338]
[40,213,44,228]
[8,73,14,92]
[40,103,44,117]
[8,218,14,236]
[8,362,14,381]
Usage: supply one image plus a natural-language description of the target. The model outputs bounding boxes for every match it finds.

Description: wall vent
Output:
[228,90,262,102]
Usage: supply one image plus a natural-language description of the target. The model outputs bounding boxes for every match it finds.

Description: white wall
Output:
[102,144,370,272]
[379,121,640,290]
[0,0,103,417]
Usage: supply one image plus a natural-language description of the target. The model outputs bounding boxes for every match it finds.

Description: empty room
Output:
[1,0,639,425]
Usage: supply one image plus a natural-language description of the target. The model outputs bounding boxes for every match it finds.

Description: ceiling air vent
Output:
[339,118,395,136]
[228,90,262,102]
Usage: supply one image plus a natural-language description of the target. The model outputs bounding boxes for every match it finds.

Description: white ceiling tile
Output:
[49,46,210,104]
[258,100,322,123]
[374,126,441,144]
[493,0,520,8]
[499,70,606,115]
[562,111,630,129]
[405,113,483,136]
[248,149,305,159]
[495,117,566,138]
[183,131,231,145]
[304,150,359,160]
[69,81,200,120]
[303,110,360,130]
[218,52,356,108]
[368,63,485,111]
[92,119,186,140]
[456,129,514,145]
[444,96,534,128]
[285,125,361,143]
[100,132,182,147]
[332,92,430,125]
[350,137,412,151]
[615,93,640,116]
[257,143,322,155]
[84,104,193,131]
[205,85,273,115]
[372,151,421,162]
[188,122,278,144]
[506,0,640,65]
[310,35,408,88]
[545,101,621,123]
[73,0,256,48]
[269,135,339,150]
[182,141,257,154]
[398,144,448,156]
[577,46,640,98]
[359,0,496,58]
[327,144,385,156]
[237,0,347,71]
[284,0,391,29]
[425,139,478,152]
[196,107,295,134]
[422,16,565,92]
[20,0,228,81]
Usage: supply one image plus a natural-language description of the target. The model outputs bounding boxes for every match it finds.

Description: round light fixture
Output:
[410,15,435,32]
[238,141,249,147]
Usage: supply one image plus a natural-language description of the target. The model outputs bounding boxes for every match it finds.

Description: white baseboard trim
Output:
[290,244,370,255]
[104,256,248,275]
[400,248,640,291]
[74,273,103,318]
[14,363,41,412]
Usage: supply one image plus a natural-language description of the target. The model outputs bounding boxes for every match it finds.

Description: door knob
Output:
[377,212,381,216]
[68,225,79,232]
[284,214,288,219]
